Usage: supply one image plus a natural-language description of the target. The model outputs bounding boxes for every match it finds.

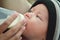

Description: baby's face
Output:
[23,4,49,39]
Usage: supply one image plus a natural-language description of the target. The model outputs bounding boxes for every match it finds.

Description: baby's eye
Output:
[36,15,40,19]
[36,15,41,20]
[36,15,39,18]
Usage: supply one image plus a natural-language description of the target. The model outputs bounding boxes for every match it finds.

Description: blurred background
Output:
[0,0,36,14]
[27,0,36,4]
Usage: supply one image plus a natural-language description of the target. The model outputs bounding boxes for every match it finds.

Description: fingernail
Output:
[22,20,26,26]
[20,37,22,40]
[22,26,26,30]
[23,27,26,30]
[23,18,27,23]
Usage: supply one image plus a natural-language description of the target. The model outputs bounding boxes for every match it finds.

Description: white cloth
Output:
[51,0,60,40]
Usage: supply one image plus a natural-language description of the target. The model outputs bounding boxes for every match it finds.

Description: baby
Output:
[22,0,60,40]
[22,4,48,40]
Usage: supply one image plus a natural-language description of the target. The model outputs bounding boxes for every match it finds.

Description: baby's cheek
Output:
[23,21,43,38]
[23,21,39,37]
[23,17,48,38]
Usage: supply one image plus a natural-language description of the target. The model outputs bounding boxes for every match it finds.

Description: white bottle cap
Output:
[8,13,25,28]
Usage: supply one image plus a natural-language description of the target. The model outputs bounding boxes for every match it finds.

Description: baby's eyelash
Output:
[36,15,39,18]
[36,15,42,20]
[36,15,40,18]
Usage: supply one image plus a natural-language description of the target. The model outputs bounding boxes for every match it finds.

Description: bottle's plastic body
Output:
[0,7,25,28]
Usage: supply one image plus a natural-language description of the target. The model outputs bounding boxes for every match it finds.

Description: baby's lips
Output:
[22,18,27,25]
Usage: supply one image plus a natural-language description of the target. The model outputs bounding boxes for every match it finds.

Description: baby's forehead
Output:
[31,4,48,14]
[31,4,47,10]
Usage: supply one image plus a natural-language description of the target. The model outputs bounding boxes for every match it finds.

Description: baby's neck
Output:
[22,36,46,40]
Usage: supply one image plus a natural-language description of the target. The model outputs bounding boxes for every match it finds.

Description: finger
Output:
[15,26,25,37]
[9,26,25,40]
[0,13,19,33]
[4,19,26,39]
[9,37,22,40]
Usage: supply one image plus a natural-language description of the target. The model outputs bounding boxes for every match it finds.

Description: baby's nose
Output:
[24,12,35,19]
